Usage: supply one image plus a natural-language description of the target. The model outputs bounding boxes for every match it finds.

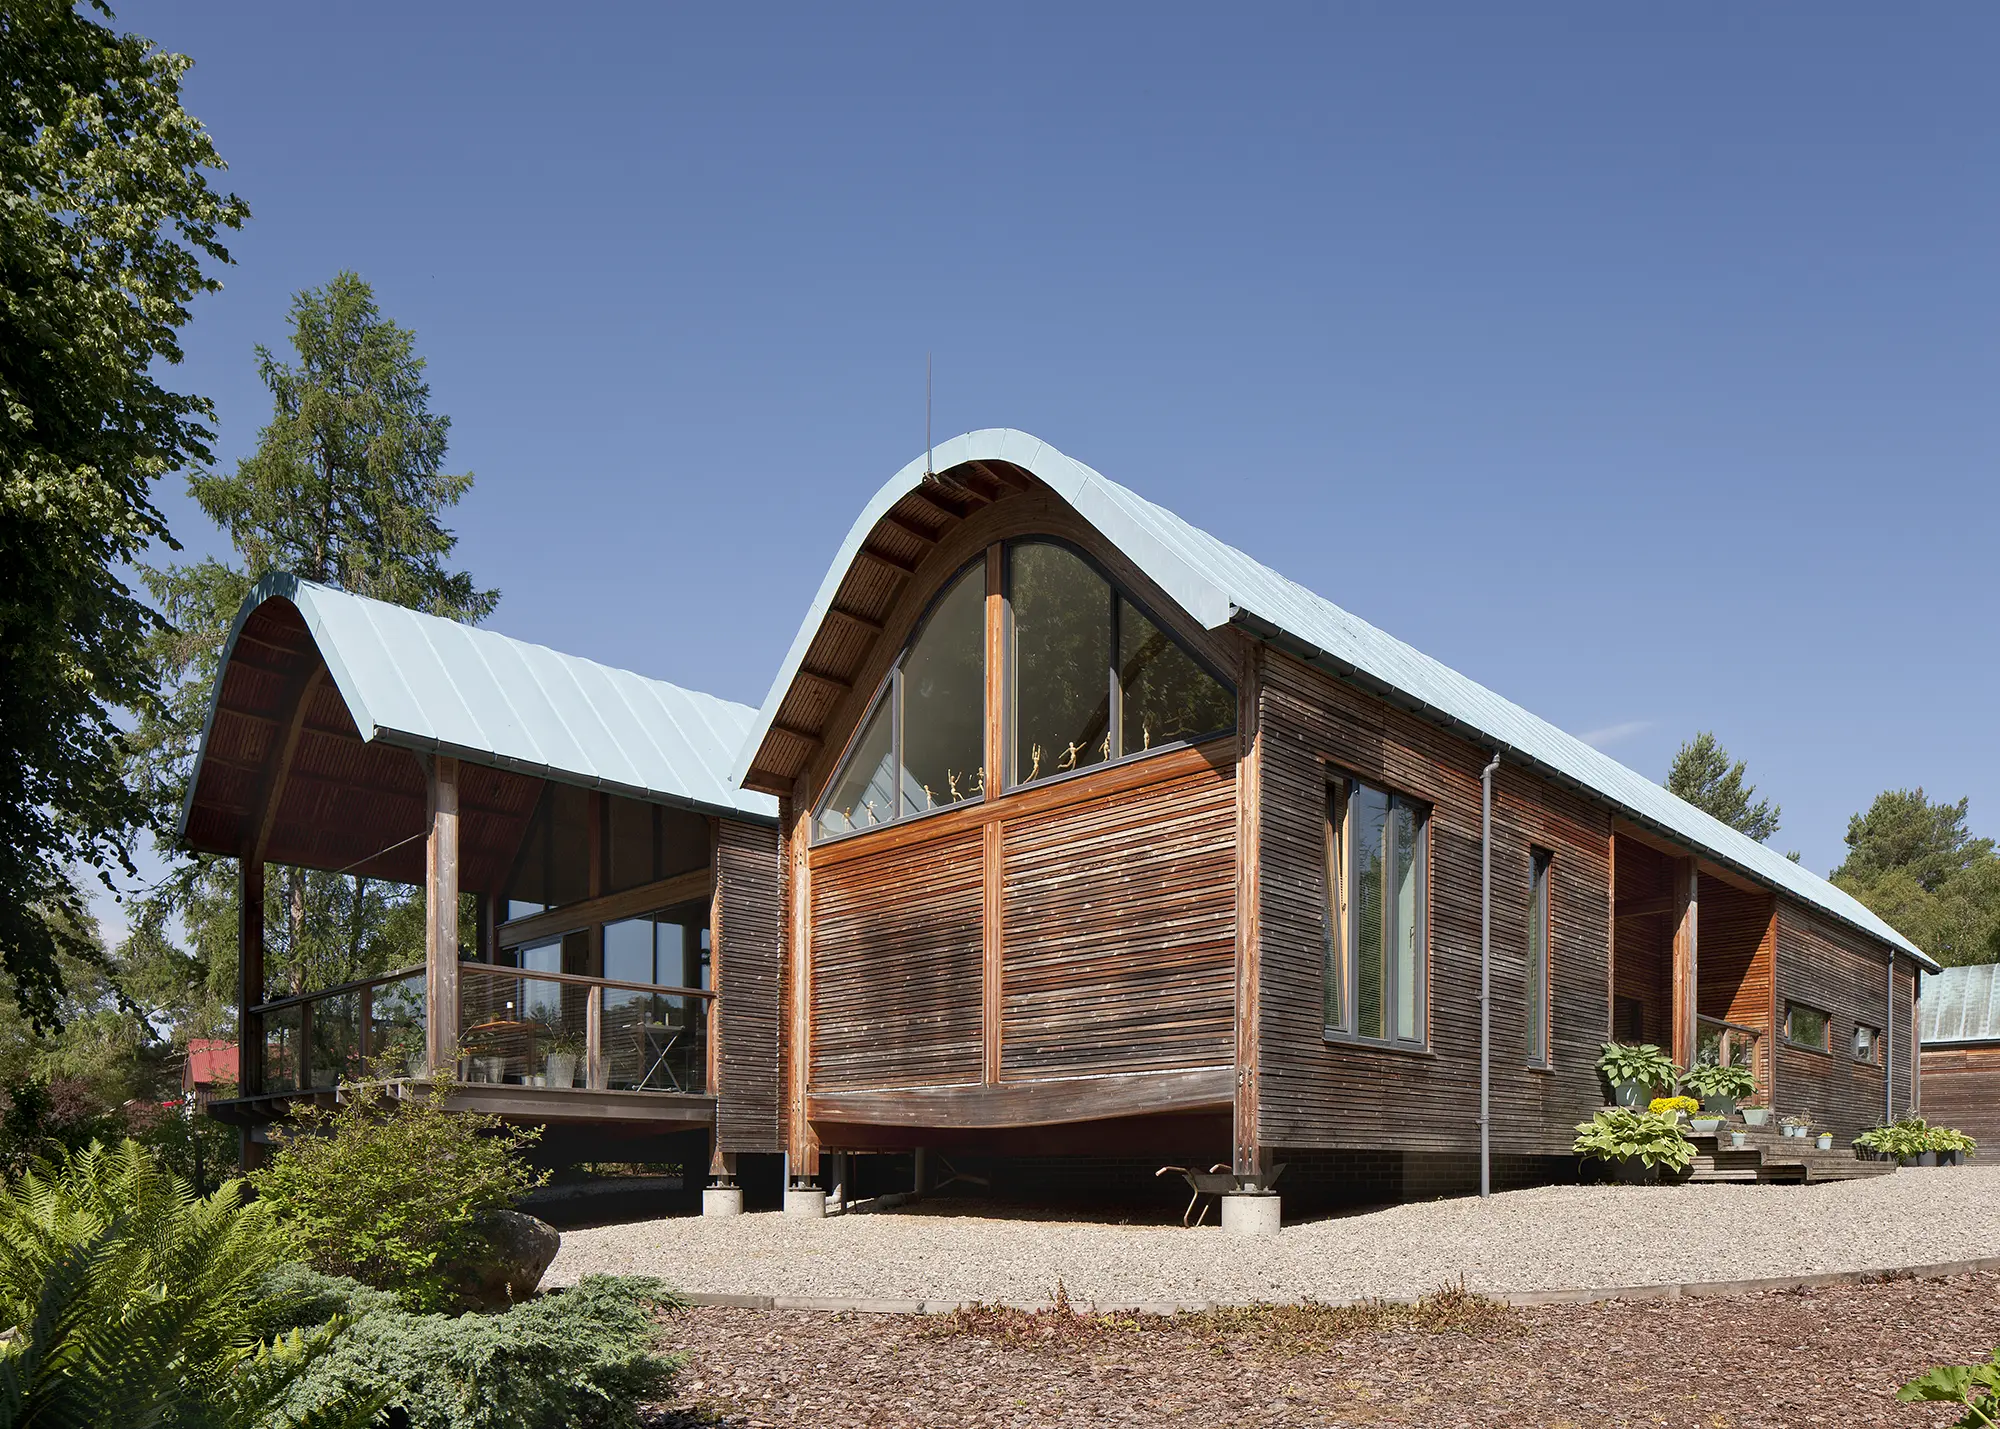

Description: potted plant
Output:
[1729,1129,1751,1149]
[1782,1113,1812,1140]
[1597,1043,1680,1109]
[538,1019,584,1088]
[1740,1096,1773,1128]
[1690,1113,1724,1135]
[1649,1095,1699,1123]
[1572,1107,1695,1186]
[1815,1130,1834,1150]
[1681,1062,1755,1118]
[1929,1126,1976,1167]
[376,1025,427,1080]
[1853,1125,1891,1161]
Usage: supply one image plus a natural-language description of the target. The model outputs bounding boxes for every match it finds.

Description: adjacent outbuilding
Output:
[1920,964,2000,1146]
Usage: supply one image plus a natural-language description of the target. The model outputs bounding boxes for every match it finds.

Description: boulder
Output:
[451,1209,561,1309]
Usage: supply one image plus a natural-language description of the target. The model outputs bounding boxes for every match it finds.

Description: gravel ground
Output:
[641,1272,2000,1428]
[551,1165,2000,1306]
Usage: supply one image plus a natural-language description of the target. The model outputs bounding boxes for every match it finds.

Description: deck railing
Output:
[1695,1014,1763,1076]
[247,961,712,1096]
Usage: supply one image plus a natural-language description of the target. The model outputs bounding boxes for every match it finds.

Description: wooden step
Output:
[1683,1128,1900,1185]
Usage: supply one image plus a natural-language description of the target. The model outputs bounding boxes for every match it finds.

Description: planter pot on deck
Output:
[1612,1080,1648,1109]
[1941,1149,1964,1167]
[468,1055,507,1084]
[1612,1156,1659,1186]
[1691,1117,1723,1135]
[1816,1134,1834,1150]
[544,1052,578,1088]
[1730,1131,1751,1149]
[1742,1108,1772,1127]
[1702,1096,1739,1119]
[404,1054,427,1079]
[1902,1151,1938,1167]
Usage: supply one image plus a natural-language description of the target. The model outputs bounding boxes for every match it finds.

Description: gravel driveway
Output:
[549,1165,2000,1307]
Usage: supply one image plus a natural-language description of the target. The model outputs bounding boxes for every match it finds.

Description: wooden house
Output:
[1919,964,2000,1147]
[730,429,1938,1222]
[184,574,787,1172]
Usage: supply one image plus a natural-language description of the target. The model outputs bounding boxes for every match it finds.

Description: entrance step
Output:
[1685,1127,1898,1184]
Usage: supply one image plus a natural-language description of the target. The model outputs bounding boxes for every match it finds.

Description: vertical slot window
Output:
[1323,773,1429,1048]
[1527,848,1551,1065]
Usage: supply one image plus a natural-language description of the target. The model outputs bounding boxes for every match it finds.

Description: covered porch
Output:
[181,575,779,1156]
[1611,818,1777,1090]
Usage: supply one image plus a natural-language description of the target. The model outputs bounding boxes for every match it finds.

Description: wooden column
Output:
[425,754,461,1075]
[238,854,265,1096]
[784,800,818,1177]
[1671,857,1698,1070]
[981,544,1005,1085]
[1232,646,1264,1181]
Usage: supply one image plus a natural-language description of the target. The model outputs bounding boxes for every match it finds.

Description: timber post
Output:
[424,754,461,1077]
[238,853,266,1170]
[1671,858,1698,1071]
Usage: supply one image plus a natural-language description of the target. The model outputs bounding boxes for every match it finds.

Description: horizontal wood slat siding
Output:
[1254,653,1612,1155]
[1000,763,1237,1079]
[715,818,783,1152]
[808,828,984,1091]
[1919,1045,2000,1145]
[1773,901,1901,1137]
[1694,877,1775,1093]
[1612,840,1674,1050]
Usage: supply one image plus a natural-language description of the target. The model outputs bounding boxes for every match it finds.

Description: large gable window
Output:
[815,563,985,839]
[1008,540,1234,788]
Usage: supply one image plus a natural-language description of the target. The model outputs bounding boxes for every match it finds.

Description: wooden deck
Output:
[207,1078,715,1130]
[1685,1127,1898,1183]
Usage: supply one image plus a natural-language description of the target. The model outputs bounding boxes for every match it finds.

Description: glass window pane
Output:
[1392,799,1424,1042]
[1527,851,1549,1063]
[1323,781,1349,1030]
[1352,784,1389,1040]
[603,917,657,985]
[1118,598,1234,753]
[899,565,986,815]
[817,695,896,838]
[1011,543,1112,785]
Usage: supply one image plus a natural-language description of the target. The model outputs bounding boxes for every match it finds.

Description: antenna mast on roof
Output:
[925,351,933,477]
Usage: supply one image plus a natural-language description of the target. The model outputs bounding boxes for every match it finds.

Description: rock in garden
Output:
[453,1209,561,1309]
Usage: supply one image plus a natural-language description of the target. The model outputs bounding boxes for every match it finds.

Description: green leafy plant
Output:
[0,1139,378,1427]
[250,1076,547,1310]
[1900,1347,2000,1426]
[1572,1108,1695,1173]
[266,1265,682,1429]
[1930,1126,1979,1155]
[1681,1062,1755,1103]
[1595,1043,1680,1096]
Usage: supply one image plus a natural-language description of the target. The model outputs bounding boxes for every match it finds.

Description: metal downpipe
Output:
[1887,954,1896,1124]
[1480,752,1501,1199]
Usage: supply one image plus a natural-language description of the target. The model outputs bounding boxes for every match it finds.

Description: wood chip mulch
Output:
[642,1272,2000,1428]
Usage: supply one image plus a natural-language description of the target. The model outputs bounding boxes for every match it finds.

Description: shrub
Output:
[0,1139,378,1427]
[1930,1125,1978,1155]
[1596,1043,1679,1096]
[250,1076,547,1310]
[125,1090,242,1196]
[267,1265,683,1429]
[1681,1062,1756,1104]
[1648,1096,1699,1118]
[1573,1108,1695,1174]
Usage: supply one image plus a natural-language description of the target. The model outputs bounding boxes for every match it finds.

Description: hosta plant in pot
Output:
[1929,1126,1977,1167]
[1853,1125,1894,1161]
[1597,1043,1680,1108]
[1573,1108,1694,1186]
[1681,1061,1755,1118]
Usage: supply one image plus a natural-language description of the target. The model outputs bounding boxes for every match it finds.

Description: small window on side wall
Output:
[1526,848,1552,1066]
[1853,1023,1880,1064]
[1783,1001,1831,1052]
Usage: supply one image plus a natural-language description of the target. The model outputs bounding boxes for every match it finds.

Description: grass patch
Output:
[920,1281,1135,1349]
[1182,1279,1516,1353]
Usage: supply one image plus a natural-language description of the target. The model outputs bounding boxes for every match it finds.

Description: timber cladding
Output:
[1772,900,1906,1137]
[999,760,1236,1080]
[1253,651,1612,1157]
[715,818,784,1153]
[1919,1044,2000,1146]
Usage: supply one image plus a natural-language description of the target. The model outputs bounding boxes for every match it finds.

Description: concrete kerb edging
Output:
[674,1253,2000,1316]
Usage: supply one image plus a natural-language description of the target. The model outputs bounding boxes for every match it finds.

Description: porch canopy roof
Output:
[180,574,775,890]
[734,427,1936,972]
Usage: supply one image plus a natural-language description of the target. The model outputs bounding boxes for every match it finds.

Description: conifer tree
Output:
[1666,731,1781,844]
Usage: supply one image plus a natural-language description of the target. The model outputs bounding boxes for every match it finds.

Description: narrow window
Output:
[1526,848,1552,1065]
[1783,1001,1831,1052]
[1853,1023,1879,1064]
[1322,772,1429,1047]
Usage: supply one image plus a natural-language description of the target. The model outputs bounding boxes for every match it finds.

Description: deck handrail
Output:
[250,965,425,1016]
[458,960,714,1002]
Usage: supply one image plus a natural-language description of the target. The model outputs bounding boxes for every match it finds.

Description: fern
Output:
[0,1140,380,1429]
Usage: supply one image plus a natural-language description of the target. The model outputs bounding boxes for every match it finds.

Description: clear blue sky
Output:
[119,2,1996,887]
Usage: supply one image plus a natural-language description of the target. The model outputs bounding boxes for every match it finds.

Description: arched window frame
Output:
[811,539,1238,844]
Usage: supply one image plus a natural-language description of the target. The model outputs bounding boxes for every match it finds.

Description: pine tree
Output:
[1833,790,2000,967]
[126,274,496,1017]
[1665,732,1781,843]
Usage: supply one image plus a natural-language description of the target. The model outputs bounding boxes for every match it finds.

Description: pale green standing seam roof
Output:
[734,428,1935,970]
[1921,965,2000,1044]
[180,573,778,834]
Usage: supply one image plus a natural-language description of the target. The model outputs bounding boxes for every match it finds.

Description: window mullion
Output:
[1107,587,1122,760]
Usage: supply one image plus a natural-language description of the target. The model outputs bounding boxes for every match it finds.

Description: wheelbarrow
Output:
[1155,1162,1287,1227]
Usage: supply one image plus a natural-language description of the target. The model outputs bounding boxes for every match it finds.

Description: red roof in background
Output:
[185,1039,238,1088]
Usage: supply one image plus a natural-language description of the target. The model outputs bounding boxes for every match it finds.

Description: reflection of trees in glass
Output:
[1119,598,1234,752]
[1352,785,1388,1040]
[900,567,985,813]
[1326,777,1428,1045]
[1011,543,1111,782]
[1323,782,1351,1030]
[817,697,895,837]
[1392,801,1422,1041]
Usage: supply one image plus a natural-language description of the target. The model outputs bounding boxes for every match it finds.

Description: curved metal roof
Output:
[182,573,777,831]
[1921,965,2000,1045]
[736,427,1932,968]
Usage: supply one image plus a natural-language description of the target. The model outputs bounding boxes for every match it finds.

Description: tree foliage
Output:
[0,1139,377,1428]
[0,1,246,1028]
[1834,789,2000,967]
[124,272,496,1019]
[1665,731,1781,843]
